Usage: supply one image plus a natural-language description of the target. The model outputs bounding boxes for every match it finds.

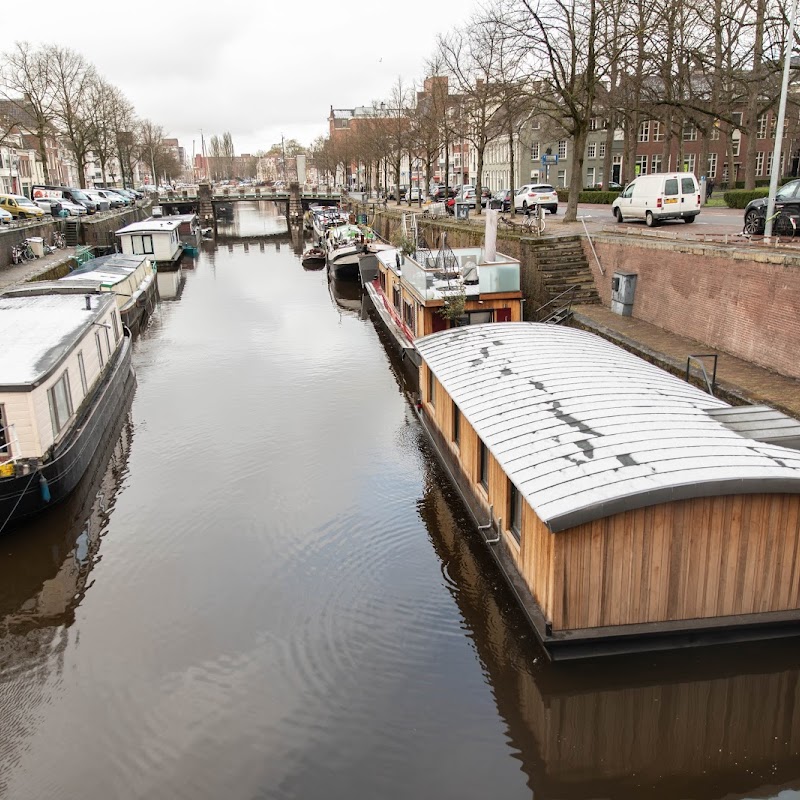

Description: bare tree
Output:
[50,45,96,188]
[497,0,606,222]
[0,42,57,183]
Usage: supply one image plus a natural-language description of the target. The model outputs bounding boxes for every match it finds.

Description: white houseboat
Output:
[325,223,376,280]
[115,218,183,270]
[0,291,135,528]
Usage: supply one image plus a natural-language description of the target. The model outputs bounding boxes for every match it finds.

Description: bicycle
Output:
[10,243,26,265]
[743,208,797,238]
[522,203,546,235]
[51,231,66,249]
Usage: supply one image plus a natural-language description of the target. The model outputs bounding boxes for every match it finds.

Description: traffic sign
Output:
[541,154,559,165]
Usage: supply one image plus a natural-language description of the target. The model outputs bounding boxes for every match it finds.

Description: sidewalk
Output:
[572,305,800,419]
[0,247,77,291]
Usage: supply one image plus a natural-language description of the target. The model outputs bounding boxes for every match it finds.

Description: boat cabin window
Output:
[392,285,401,312]
[452,402,460,446]
[403,300,415,333]
[479,441,489,490]
[111,311,121,343]
[509,480,522,542]
[103,326,112,357]
[95,331,105,366]
[131,234,154,255]
[0,404,10,461]
[427,368,435,408]
[78,352,88,396]
[48,370,74,436]
[378,269,386,292]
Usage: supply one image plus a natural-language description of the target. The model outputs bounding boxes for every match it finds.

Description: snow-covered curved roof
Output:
[416,323,800,531]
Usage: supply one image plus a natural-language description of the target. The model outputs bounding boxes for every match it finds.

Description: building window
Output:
[755,151,764,176]
[732,112,743,129]
[111,311,121,342]
[683,123,698,141]
[428,368,435,407]
[95,332,104,367]
[710,124,720,140]
[478,441,488,490]
[48,370,73,436]
[708,152,718,178]
[598,142,606,158]
[531,142,539,160]
[557,169,566,187]
[132,234,154,255]
[586,166,595,185]
[531,119,540,130]
[767,152,774,176]
[452,401,460,446]
[77,351,88,396]
[732,138,741,157]
[684,153,696,173]
[509,480,522,542]
[638,121,650,142]
[587,142,596,159]
[653,121,665,142]
[0,404,10,461]
[651,154,663,173]
[635,156,647,175]
[557,140,567,159]
[757,114,767,139]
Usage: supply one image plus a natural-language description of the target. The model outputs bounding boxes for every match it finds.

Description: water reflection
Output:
[157,268,185,301]
[216,200,288,239]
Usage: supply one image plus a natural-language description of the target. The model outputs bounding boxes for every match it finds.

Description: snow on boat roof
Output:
[116,218,181,235]
[0,292,116,388]
[416,323,800,531]
[61,254,149,285]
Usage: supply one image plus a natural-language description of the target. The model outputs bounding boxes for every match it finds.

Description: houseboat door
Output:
[496,308,512,322]
[432,314,448,333]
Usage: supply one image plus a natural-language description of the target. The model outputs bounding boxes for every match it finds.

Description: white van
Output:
[611,172,701,226]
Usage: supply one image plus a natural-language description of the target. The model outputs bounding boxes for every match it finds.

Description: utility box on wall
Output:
[455,202,470,220]
[611,271,637,316]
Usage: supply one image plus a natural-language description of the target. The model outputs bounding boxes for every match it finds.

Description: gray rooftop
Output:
[0,292,116,389]
[416,323,800,532]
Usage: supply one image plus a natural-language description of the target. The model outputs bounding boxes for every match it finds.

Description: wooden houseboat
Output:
[365,241,523,366]
[0,291,135,528]
[115,218,183,271]
[415,322,800,659]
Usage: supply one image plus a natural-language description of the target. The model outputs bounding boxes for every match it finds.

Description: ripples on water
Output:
[1,203,800,800]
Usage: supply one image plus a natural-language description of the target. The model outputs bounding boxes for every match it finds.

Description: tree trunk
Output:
[565,124,588,222]
[744,0,766,189]
[37,127,50,184]
[508,126,516,217]
[603,120,614,189]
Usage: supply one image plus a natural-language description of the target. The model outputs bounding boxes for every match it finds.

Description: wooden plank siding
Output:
[422,362,800,636]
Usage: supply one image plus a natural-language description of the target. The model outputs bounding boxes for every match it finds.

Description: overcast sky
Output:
[2,0,480,157]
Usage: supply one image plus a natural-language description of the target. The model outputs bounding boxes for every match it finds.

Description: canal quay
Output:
[2,201,800,800]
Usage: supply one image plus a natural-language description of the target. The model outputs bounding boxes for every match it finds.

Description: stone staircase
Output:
[527,235,600,320]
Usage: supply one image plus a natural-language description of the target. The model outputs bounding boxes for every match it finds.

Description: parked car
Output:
[59,199,88,216]
[586,181,623,191]
[33,185,98,214]
[68,189,100,214]
[409,187,421,201]
[94,189,125,209]
[84,190,110,212]
[446,186,477,213]
[742,178,800,235]
[0,207,11,224]
[431,184,457,200]
[388,185,407,200]
[479,187,492,207]
[0,194,45,219]
[513,184,559,214]
[611,172,701,226]
[488,189,512,212]
[34,198,63,216]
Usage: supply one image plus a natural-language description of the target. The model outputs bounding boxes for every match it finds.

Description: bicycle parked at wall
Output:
[51,230,66,249]
[9,239,38,265]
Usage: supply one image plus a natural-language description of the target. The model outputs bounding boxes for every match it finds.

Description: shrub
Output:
[724,189,768,209]
[556,189,620,204]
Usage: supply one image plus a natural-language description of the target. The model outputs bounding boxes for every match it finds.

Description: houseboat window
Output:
[78,351,88,396]
[0,404,10,460]
[95,332,104,366]
[48,370,73,436]
[428,368,435,407]
[132,234,154,255]
[509,480,522,542]
[403,300,415,333]
[452,402,460,445]
[103,326,112,357]
[392,285,401,312]
[468,310,493,325]
[379,270,386,292]
[111,311,121,342]
[479,441,489,490]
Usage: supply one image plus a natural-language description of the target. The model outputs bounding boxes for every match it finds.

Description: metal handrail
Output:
[0,422,19,463]
[533,284,578,321]
[685,353,718,395]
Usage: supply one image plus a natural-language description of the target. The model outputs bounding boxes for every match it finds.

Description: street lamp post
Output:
[765,0,799,240]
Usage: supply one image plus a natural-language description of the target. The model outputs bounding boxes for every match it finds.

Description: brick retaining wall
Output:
[584,235,800,380]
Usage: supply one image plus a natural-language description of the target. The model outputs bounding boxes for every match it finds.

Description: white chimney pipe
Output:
[484,209,499,262]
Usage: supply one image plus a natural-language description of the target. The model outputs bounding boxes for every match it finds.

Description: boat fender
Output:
[38,473,51,503]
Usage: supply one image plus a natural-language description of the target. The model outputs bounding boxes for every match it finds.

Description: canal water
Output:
[2,202,800,800]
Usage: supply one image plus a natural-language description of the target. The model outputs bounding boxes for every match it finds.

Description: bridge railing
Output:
[156,190,342,202]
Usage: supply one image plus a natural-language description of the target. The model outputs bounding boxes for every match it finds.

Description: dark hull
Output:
[120,275,159,338]
[0,334,136,529]
[328,255,360,281]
